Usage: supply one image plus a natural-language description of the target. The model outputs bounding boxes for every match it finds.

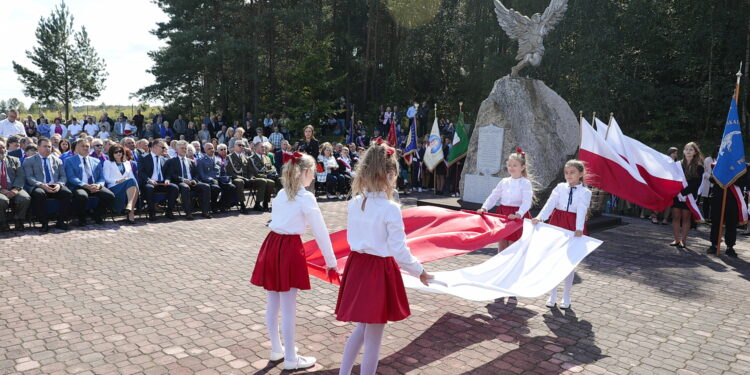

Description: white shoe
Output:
[545,299,556,308]
[283,355,316,370]
[326,194,334,199]
[337,194,344,200]
[560,301,571,309]
[269,346,298,361]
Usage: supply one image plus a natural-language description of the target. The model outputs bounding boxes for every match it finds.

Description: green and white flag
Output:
[447,112,468,165]
[423,116,444,172]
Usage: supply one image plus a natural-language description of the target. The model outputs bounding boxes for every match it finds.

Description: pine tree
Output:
[12,1,107,120]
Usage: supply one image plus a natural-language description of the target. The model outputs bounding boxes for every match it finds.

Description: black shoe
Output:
[185,214,194,221]
[14,220,25,231]
[77,218,88,227]
[253,204,263,212]
[726,248,738,258]
[94,216,104,224]
[201,213,212,219]
[40,223,50,233]
[124,217,136,224]
[706,246,717,255]
[0,222,9,232]
[148,212,157,221]
[165,211,176,220]
[262,203,270,212]
[240,207,248,214]
[55,222,69,231]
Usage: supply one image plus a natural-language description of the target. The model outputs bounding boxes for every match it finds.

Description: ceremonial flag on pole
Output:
[578,118,668,210]
[387,117,397,147]
[423,116,444,172]
[345,114,354,144]
[604,117,685,211]
[594,117,609,139]
[712,96,746,188]
[447,112,468,166]
[403,117,418,164]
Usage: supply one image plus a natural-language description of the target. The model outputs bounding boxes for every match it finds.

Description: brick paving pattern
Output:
[1,194,749,374]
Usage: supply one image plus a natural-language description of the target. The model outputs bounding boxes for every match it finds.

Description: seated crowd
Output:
[0,106,465,233]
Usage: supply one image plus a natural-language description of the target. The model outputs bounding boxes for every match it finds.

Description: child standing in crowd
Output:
[336,142,432,375]
[533,160,591,309]
[671,142,704,248]
[477,148,534,252]
[250,152,337,370]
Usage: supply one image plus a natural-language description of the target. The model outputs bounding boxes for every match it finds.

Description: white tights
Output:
[548,271,575,305]
[265,289,298,359]
[339,323,386,375]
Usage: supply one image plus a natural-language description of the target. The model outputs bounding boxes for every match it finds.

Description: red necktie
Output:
[0,160,8,189]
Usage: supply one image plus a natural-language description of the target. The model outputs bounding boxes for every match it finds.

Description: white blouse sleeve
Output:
[517,178,533,216]
[481,180,504,210]
[102,161,119,186]
[385,203,424,277]
[301,193,337,268]
[576,188,592,231]
[537,184,561,221]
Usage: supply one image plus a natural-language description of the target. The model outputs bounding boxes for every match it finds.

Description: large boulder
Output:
[460,76,580,206]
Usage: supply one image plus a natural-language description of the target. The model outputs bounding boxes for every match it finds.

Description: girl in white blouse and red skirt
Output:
[477,148,534,252]
[335,141,432,375]
[250,152,338,370]
[532,160,592,309]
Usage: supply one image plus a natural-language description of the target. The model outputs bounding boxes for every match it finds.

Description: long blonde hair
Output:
[508,149,538,204]
[351,142,399,203]
[681,142,704,179]
[281,153,316,200]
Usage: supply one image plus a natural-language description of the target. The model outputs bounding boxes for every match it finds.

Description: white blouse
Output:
[537,182,592,231]
[481,177,533,215]
[102,160,136,187]
[318,155,338,172]
[346,192,424,277]
[269,188,337,268]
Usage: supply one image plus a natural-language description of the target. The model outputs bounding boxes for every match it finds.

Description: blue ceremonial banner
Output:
[403,117,418,156]
[713,97,746,188]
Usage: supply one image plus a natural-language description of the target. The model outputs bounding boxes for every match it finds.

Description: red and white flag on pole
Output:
[605,117,703,220]
[579,118,669,210]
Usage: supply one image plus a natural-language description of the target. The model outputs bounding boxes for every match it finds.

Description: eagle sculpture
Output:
[494,0,568,77]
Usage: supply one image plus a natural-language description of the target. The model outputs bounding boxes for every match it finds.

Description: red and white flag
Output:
[731,185,749,224]
[605,117,702,220]
[579,118,669,210]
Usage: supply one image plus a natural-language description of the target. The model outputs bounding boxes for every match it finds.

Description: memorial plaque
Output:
[476,124,505,175]
[462,174,502,204]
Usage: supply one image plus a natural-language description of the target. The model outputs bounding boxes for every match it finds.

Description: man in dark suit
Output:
[196,142,238,212]
[63,138,115,226]
[164,140,211,220]
[137,139,179,221]
[22,137,72,232]
[226,141,271,211]
[6,135,22,159]
[0,139,31,231]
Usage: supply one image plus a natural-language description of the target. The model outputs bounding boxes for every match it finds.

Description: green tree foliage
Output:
[137,0,750,148]
[12,1,107,121]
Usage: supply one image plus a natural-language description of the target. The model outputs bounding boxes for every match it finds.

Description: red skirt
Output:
[250,232,311,292]
[335,252,410,324]
[548,209,588,235]
[495,205,532,242]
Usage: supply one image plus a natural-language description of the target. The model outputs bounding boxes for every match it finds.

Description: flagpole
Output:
[434,103,438,195]
[716,63,743,256]
[605,112,613,140]
[578,111,583,158]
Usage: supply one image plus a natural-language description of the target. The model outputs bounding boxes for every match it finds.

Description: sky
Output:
[1,0,167,107]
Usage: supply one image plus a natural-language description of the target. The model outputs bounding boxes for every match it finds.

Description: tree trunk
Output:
[743,16,750,143]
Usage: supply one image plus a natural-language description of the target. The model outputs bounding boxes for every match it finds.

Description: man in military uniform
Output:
[226,140,274,211]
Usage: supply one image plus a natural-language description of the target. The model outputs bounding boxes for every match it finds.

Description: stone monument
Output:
[460,0,578,205]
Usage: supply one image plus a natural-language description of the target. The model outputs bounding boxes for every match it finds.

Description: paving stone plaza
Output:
[2,195,749,374]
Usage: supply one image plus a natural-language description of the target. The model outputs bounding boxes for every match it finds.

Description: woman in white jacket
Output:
[103,144,139,223]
